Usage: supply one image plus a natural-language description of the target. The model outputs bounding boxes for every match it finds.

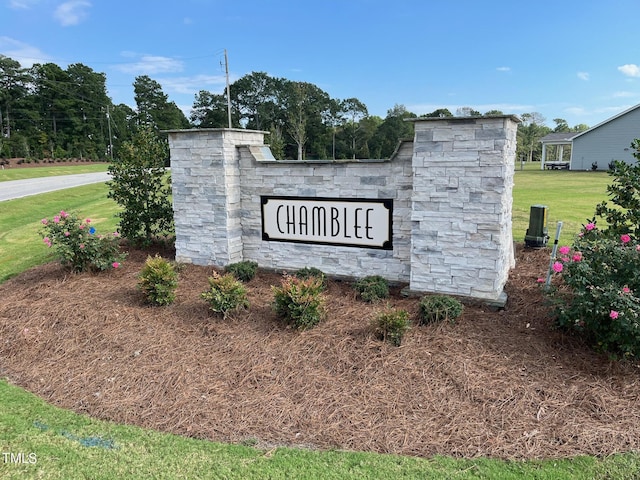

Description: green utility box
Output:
[525,204,549,248]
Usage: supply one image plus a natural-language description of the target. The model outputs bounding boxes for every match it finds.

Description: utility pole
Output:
[106,105,114,162]
[224,49,232,128]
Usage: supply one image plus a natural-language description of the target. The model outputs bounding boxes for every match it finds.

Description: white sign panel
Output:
[261,196,393,250]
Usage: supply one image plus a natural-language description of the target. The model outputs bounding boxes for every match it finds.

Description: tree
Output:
[133,75,189,130]
[341,98,368,159]
[0,55,29,138]
[422,108,453,118]
[190,90,229,127]
[553,118,570,132]
[517,112,550,162]
[484,109,504,116]
[107,126,174,244]
[230,71,282,130]
[286,82,308,160]
[370,104,416,158]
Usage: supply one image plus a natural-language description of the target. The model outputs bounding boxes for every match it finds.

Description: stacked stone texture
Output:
[167,116,518,302]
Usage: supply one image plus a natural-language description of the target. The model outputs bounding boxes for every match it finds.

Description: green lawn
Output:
[2,164,637,479]
[0,163,108,182]
[512,163,611,241]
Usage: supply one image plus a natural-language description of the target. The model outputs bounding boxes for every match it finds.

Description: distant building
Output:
[539,104,640,170]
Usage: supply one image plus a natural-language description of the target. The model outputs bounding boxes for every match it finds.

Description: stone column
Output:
[409,116,519,303]
[166,128,266,266]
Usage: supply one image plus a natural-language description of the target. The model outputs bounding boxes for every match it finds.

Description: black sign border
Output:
[261,195,393,250]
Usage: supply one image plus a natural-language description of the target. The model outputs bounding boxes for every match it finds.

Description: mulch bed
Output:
[1,245,639,460]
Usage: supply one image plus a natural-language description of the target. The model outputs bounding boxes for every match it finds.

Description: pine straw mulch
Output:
[1,245,640,460]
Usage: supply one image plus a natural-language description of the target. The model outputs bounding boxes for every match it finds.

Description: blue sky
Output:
[2,0,639,128]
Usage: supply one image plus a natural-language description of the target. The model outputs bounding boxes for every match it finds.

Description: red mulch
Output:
[1,245,639,460]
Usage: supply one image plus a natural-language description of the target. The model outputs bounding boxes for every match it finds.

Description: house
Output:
[539,132,580,170]
[539,103,640,170]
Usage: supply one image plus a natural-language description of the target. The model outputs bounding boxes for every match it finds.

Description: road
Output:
[0,172,111,202]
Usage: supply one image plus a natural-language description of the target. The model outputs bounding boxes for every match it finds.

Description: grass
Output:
[0,163,108,182]
[512,162,611,242]
[2,164,638,479]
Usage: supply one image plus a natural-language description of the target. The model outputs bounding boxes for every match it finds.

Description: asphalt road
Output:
[0,172,111,202]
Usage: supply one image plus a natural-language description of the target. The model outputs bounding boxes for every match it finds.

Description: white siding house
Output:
[569,104,640,170]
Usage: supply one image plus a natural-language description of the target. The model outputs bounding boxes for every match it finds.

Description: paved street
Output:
[0,172,111,202]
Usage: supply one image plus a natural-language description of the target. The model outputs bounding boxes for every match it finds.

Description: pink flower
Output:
[621,234,631,244]
[610,310,619,320]
[79,243,85,249]
[113,232,120,237]
[536,277,545,283]
[112,262,120,269]
[64,231,70,237]
[636,245,640,252]
[41,218,48,225]
[623,287,631,294]
[552,261,564,273]
[60,210,68,218]
[53,215,60,223]
[79,224,85,229]
[585,223,596,231]
[572,252,582,262]
[559,246,570,255]
[86,218,91,223]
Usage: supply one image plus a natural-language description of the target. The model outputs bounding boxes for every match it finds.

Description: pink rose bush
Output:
[545,220,640,359]
[40,210,126,272]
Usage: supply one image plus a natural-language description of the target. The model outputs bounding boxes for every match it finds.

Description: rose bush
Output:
[546,221,640,359]
[41,210,126,272]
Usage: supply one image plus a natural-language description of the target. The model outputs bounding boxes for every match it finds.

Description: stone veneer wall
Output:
[167,115,519,302]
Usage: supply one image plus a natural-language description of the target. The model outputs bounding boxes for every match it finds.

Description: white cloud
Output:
[115,55,184,75]
[612,91,636,98]
[158,74,227,95]
[496,66,511,72]
[0,36,51,66]
[618,64,640,78]
[7,0,40,8]
[577,72,590,81]
[54,0,91,27]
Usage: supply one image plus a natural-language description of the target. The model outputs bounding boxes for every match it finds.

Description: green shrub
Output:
[138,255,178,306]
[201,272,249,319]
[224,260,258,282]
[40,210,125,273]
[354,275,389,303]
[107,126,174,245]
[546,222,640,359]
[272,275,326,330]
[419,295,463,325]
[371,307,410,346]
[294,266,327,290]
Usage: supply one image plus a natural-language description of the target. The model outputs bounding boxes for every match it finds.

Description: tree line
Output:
[0,54,588,162]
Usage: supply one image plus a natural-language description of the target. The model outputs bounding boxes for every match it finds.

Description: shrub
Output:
[41,210,125,273]
[371,306,410,346]
[595,155,640,239]
[138,255,178,306]
[272,275,326,330]
[294,266,327,290]
[546,222,640,359]
[419,295,463,325]
[224,260,258,282]
[201,272,249,319]
[107,126,174,245]
[354,275,389,303]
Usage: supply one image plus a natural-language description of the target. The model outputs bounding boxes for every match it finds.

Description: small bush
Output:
[138,255,178,306]
[224,260,258,282]
[546,222,640,359]
[40,210,125,273]
[354,275,389,303]
[201,272,249,319]
[272,275,326,330]
[419,295,464,325]
[294,267,327,290]
[371,306,410,346]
